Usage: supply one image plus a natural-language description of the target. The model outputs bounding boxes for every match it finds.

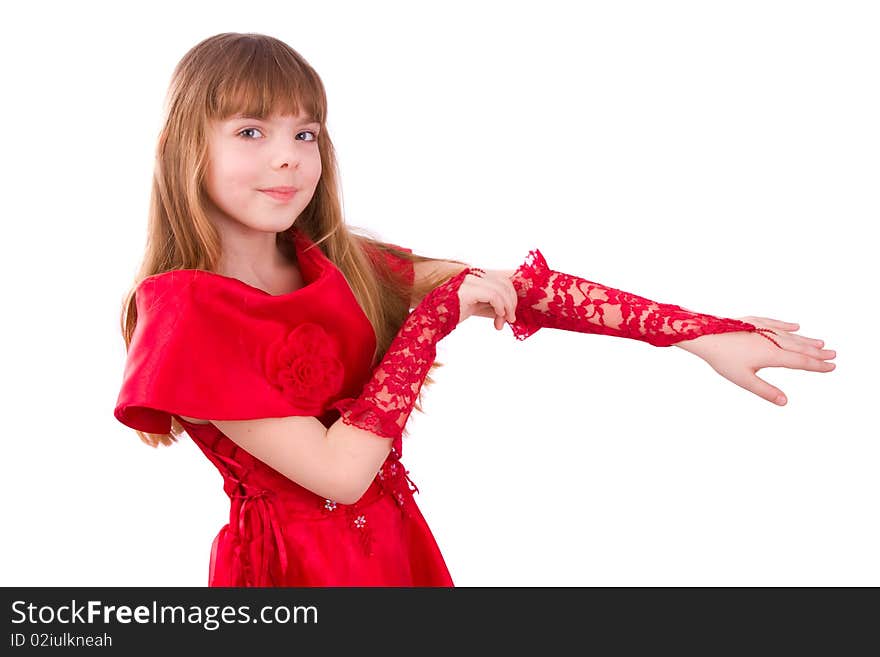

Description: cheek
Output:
[306,156,323,188]
[223,155,259,184]
[215,164,263,203]
[205,159,257,209]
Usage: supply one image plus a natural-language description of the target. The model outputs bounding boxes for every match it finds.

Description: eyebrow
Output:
[230,113,320,125]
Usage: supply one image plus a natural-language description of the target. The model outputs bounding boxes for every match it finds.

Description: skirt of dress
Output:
[207,479,454,587]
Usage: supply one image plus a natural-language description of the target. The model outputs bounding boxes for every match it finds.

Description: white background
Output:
[1,0,876,586]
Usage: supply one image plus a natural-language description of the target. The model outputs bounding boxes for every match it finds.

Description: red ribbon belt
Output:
[210,451,289,587]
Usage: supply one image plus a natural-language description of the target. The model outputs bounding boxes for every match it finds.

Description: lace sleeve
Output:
[509,248,781,348]
[330,267,484,455]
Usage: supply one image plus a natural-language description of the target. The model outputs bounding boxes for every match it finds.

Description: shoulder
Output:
[358,235,412,262]
[134,270,202,315]
[126,271,227,379]
[358,237,415,288]
[134,270,246,326]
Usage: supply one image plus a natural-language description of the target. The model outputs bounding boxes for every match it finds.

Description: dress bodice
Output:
[114,227,428,585]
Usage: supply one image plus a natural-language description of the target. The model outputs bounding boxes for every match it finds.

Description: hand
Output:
[674,316,837,405]
[457,268,519,329]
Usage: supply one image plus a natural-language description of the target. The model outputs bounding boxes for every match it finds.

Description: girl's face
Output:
[203,111,322,234]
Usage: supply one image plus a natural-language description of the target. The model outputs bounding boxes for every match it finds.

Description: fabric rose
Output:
[264,323,345,414]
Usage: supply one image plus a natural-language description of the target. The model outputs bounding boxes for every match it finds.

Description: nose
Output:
[274,142,302,170]
[276,155,298,169]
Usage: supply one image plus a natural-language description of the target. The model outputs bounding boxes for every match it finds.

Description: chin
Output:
[239,210,301,232]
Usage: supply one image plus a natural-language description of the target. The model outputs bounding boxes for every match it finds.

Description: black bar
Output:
[1,587,875,652]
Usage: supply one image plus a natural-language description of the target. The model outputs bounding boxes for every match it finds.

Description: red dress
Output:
[114,227,454,587]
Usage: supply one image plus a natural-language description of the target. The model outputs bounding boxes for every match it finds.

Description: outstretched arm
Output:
[506,248,780,348]
[411,249,774,346]
[499,248,836,405]
[409,249,836,406]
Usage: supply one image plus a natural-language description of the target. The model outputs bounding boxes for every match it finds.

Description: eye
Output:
[237,127,264,139]
[237,128,319,141]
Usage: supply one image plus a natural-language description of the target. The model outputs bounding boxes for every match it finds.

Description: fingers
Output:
[725,364,788,405]
[791,333,826,348]
[748,373,788,405]
[747,316,831,351]
[775,351,837,373]
[487,273,517,324]
[474,269,518,326]
[790,343,837,361]
[723,339,838,407]
[769,331,836,360]
[783,330,828,349]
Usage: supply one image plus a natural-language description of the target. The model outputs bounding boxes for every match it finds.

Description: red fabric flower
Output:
[265,323,345,414]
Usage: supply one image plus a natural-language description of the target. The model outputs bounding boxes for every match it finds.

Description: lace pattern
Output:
[509,248,781,348]
[330,267,483,443]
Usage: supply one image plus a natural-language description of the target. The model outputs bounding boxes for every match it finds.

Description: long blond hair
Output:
[119,32,468,447]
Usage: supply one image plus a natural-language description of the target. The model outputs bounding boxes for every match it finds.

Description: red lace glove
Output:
[509,248,781,349]
[329,266,484,456]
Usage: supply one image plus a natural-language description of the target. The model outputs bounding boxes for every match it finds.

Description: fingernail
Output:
[776,395,787,405]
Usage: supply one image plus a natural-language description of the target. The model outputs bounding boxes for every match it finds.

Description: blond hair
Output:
[119,32,467,447]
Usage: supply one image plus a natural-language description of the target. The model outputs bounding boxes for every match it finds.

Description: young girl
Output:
[114,32,836,587]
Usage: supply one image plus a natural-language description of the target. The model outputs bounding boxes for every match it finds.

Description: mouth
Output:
[260,189,298,202]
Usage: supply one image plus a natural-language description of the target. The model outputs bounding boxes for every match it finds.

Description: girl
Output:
[114,32,836,587]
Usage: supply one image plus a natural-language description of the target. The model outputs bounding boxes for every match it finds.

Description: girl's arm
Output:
[408,251,833,408]
[413,260,518,330]
[504,248,781,348]
[213,266,483,504]
[210,414,378,505]
[411,259,470,308]
[412,250,779,350]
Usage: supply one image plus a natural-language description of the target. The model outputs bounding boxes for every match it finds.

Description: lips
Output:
[260,189,297,202]
[260,186,297,193]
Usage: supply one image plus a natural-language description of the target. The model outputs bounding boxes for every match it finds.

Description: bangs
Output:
[206,37,325,125]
